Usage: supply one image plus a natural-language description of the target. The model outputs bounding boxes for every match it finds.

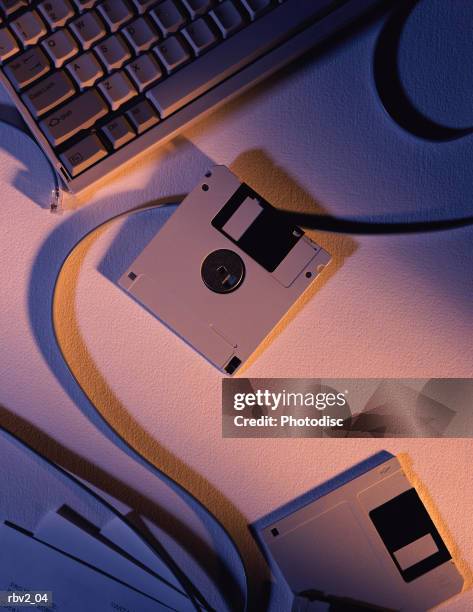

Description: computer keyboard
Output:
[0,0,385,190]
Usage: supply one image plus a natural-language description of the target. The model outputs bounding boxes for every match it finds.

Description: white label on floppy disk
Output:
[222,196,263,240]
[272,237,318,287]
[393,534,439,570]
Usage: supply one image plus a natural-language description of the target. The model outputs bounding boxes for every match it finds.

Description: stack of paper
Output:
[0,427,206,612]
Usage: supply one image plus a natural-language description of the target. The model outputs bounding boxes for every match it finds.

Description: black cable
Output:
[280,210,473,234]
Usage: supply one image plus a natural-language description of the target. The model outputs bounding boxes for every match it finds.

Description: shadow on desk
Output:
[0,404,249,611]
[26,138,270,611]
[0,104,56,209]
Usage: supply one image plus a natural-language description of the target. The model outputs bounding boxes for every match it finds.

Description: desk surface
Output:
[0,1,472,609]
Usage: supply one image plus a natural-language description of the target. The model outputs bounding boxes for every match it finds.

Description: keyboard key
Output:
[69,11,106,50]
[126,99,159,133]
[22,70,75,117]
[97,0,133,33]
[182,17,217,56]
[181,0,214,19]
[122,16,159,53]
[153,35,190,73]
[150,0,187,36]
[240,0,272,20]
[94,33,131,71]
[72,0,98,10]
[210,1,244,38]
[4,47,50,89]
[147,0,338,120]
[0,26,19,62]
[132,0,159,13]
[98,70,136,110]
[38,0,75,30]
[125,52,162,92]
[66,50,103,88]
[10,11,47,47]
[0,0,29,17]
[43,29,78,67]
[101,115,135,149]
[60,133,107,176]
[39,89,108,145]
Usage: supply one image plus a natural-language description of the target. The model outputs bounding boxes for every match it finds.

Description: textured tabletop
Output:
[0,0,472,609]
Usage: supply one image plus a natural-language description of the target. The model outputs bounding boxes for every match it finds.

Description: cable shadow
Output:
[31,220,248,610]
[373,0,473,141]
[0,103,57,208]
[94,149,354,605]
[27,141,275,610]
[0,405,214,608]
[53,214,269,611]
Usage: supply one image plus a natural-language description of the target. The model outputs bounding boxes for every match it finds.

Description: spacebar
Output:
[146,0,342,118]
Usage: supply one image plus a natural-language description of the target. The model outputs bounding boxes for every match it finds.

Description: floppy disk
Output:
[255,456,464,611]
[119,166,331,374]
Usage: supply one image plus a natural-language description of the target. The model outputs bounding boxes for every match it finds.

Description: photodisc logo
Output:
[233,389,348,411]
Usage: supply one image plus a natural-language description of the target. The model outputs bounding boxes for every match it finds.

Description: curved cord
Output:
[31,186,473,612]
[51,200,249,612]
[0,110,243,607]
[49,197,473,612]
[48,194,473,612]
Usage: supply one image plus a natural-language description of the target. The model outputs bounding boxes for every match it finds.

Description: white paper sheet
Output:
[35,512,194,611]
[0,522,172,612]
